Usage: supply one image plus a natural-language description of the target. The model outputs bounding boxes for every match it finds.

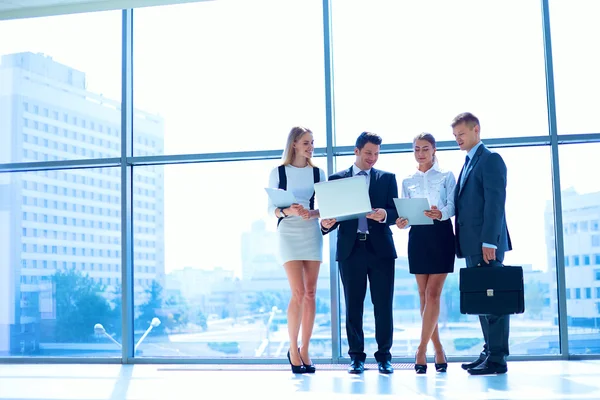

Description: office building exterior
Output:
[546,189,600,327]
[0,52,165,354]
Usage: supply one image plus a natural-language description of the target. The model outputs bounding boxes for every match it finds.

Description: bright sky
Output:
[1,0,599,277]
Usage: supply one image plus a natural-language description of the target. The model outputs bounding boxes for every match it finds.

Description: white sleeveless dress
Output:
[267,165,327,265]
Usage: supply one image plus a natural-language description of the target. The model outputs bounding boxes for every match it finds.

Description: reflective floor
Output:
[1,360,599,399]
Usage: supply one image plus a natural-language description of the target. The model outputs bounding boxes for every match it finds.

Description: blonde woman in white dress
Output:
[267,126,326,373]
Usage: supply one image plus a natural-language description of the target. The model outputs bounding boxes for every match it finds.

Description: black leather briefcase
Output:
[459,262,525,315]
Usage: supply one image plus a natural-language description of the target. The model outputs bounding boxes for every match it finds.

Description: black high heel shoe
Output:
[434,350,448,373]
[298,348,316,373]
[287,350,306,374]
[415,351,427,374]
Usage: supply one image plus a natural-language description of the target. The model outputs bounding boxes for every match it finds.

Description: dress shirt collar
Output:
[415,159,442,175]
[466,141,484,163]
[352,164,371,176]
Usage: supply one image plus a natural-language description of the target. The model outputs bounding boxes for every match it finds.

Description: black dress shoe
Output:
[298,348,316,373]
[377,360,394,374]
[461,358,485,370]
[467,360,507,375]
[348,359,364,374]
[287,350,306,374]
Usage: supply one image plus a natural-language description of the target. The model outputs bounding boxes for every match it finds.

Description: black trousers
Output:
[465,251,510,364]
[338,236,395,362]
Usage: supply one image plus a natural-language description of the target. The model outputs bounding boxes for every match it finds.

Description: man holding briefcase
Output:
[452,112,513,375]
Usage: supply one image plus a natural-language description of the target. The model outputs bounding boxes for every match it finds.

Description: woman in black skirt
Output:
[396,133,456,374]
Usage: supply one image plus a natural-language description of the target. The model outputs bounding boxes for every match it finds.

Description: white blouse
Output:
[401,161,457,221]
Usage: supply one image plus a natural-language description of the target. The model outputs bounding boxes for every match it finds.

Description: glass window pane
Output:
[133,160,332,358]
[0,167,121,357]
[133,1,326,155]
[550,0,600,134]
[558,143,600,354]
[0,12,122,163]
[335,144,558,357]
[331,0,548,145]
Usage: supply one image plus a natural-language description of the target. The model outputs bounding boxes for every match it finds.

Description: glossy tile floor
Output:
[1,360,600,399]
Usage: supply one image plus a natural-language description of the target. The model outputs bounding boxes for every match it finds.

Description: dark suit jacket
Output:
[322,167,399,262]
[454,144,512,258]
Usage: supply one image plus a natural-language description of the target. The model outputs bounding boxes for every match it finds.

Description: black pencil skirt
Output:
[407,218,455,275]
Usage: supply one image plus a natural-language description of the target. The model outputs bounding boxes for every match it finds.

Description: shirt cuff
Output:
[482,242,497,249]
[440,209,447,221]
[379,209,387,223]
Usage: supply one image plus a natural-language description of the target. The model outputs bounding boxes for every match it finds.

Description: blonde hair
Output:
[281,126,315,167]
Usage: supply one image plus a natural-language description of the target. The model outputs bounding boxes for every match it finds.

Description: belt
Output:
[357,233,368,241]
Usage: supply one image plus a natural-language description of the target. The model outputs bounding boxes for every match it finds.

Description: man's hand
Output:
[482,246,496,264]
[366,208,386,222]
[321,218,337,230]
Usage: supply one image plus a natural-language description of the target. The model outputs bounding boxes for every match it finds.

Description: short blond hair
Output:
[451,112,480,129]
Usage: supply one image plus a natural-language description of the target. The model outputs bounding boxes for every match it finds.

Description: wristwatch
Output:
[280,208,288,218]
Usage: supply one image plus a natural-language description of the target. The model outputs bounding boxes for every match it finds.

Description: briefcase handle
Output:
[477,260,503,268]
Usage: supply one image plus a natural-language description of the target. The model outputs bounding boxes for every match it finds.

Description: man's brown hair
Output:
[451,112,480,129]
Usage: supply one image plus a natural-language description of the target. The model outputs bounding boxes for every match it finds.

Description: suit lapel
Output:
[346,166,358,230]
[459,144,485,196]
[369,168,377,199]
[456,165,465,193]
[454,169,465,198]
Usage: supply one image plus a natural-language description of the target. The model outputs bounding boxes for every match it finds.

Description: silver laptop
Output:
[314,176,372,221]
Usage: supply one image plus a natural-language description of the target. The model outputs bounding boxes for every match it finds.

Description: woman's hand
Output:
[424,205,442,220]
[284,204,305,217]
[299,208,311,220]
[396,217,409,229]
[301,210,320,220]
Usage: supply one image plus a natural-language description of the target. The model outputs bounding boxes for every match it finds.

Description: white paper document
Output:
[393,197,434,226]
[265,188,297,208]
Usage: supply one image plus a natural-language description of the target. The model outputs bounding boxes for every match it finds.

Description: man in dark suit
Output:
[320,132,398,374]
[452,112,512,375]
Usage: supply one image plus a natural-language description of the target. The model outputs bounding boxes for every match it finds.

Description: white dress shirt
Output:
[460,141,484,188]
[401,160,456,221]
[352,164,387,231]
[352,164,371,189]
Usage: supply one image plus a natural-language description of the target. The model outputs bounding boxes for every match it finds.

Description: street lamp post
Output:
[134,317,161,354]
[265,306,279,357]
[94,323,121,348]
[94,317,161,354]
